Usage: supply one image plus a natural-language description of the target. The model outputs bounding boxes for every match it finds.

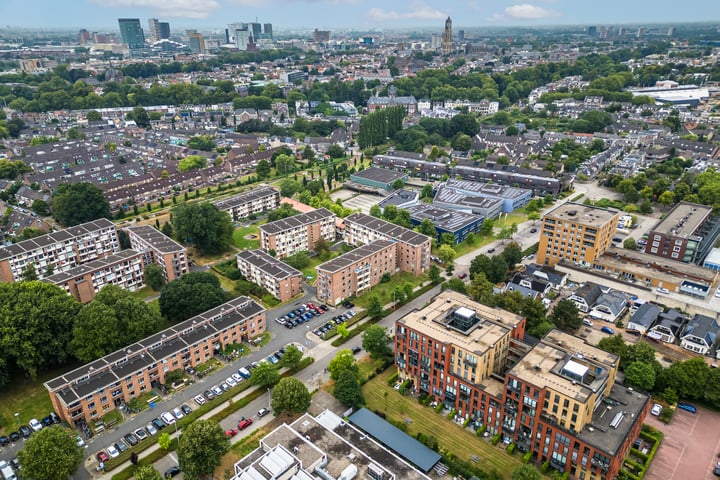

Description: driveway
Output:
[644,406,720,480]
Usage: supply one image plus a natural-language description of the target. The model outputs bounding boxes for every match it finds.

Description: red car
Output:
[238,417,253,430]
[225,428,238,437]
[96,451,109,463]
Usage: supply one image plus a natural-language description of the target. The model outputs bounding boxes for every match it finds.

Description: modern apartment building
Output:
[0,218,119,283]
[236,249,303,302]
[343,213,431,276]
[43,249,145,303]
[214,186,280,222]
[316,239,396,306]
[643,201,714,263]
[125,225,188,282]
[118,18,145,49]
[45,297,266,423]
[406,204,484,244]
[395,292,649,480]
[537,203,620,267]
[259,208,336,258]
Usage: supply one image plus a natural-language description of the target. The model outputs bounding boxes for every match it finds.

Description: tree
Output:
[159,272,226,322]
[337,322,350,339]
[362,325,392,359]
[511,464,542,480]
[420,183,434,200]
[21,263,38,281]
[550,299,581,331]
[250,361,280,388]
[172,202,233,255]
[327,144,345,158]
[437,244,456,265]
[86,110,102,122]
[256,159,271,179]
[333,370,363,407]
[440,232,456,246]
[281,344,303,371]
[328,350,358,380]
[158,432,171,450]
[624,361,656,391]
[144,264,166,291]
[134,465,164,480]
[187,135,215,151]
[428,264,441,283]
[598,334,629,361]
[51,182,111,227]
[367,294,384,320]
[279,178,300,198]
[623,237,637,250]
[391,178,405,190]
[31,199,50,216]
[17,425,83,480]
[177,419,229,480]
[272,377,311,414]
[501,242,523,268]
[178,155,208,172]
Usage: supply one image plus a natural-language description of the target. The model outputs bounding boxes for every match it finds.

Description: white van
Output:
[0,460,17,480]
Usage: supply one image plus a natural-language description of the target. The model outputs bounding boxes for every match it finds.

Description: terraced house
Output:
[45,297,266,423]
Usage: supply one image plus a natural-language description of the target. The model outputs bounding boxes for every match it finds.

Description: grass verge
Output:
[0,367,65,433]
[353,272,426,309]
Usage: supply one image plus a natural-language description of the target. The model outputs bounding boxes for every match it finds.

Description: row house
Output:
[259,208,336,258]
[125,225,188,282]
[235,249,303,303]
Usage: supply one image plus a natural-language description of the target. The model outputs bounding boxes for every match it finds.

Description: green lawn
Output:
[354,272,427,308]
[0,367,66,433]
[362,369,525,479]
[301,251,341,285]
[233,224,260,250]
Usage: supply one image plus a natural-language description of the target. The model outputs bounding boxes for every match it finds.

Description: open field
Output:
[233,224,260,250]
[0,367,65,433]
[362,369,524,478]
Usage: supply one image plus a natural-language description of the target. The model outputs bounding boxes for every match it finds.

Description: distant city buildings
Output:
[442,16,452,54]
[313,29,330,42]
[186,30,206,54]
[117,18,145,50]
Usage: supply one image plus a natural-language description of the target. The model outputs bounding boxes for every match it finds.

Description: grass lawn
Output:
[354,272,427,308]
[362,369,524,479]
[0,367,62,433]
[502,212,529,227]
[446,234,496,258]
[233,224,261,250]
[131,285,159,300]
[301,252,340,285]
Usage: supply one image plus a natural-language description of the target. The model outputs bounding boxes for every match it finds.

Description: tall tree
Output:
[366,294,384,320]
[281,345,303,371]
[172,202,234,254]
[550,299,581,331]
[624,361,656,391]
[249,361,280,389]
[271,377,311,414]
[177,420,229,480]
[333,370,363,407]
[362,325,392,359]
[328,350,359,381]
[51,182,111,227]
[17,425,84,480]
[159,272,226,322]
[511,464,542,480]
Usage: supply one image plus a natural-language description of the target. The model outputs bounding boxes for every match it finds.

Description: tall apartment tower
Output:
[118,18,145,49]
[263,23,273,38]
[187,30,206,54]
[159,22,171,39]
[147,18,160,42]
[442,16,452,54]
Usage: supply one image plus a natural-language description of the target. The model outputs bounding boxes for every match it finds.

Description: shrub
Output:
[386,371,398,386]
[523,452,532,463]
[541,460,550,474]
[476,426,487,437]
[434,403,443,414]
[491,433,501,445]
[658,407,674,423]
[463,418,471,427]
[506,442,515,454]
[447,409,456,420]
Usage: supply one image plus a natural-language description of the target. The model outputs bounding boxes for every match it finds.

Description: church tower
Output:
[442,17,452,54]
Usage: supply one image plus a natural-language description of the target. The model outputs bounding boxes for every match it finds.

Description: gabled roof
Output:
[571,282,603,306]
[628,303,662,328]
[681,313,719,346]
[593,291,627,316]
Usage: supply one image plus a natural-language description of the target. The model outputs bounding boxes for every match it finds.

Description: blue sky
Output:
[1,0,718,30]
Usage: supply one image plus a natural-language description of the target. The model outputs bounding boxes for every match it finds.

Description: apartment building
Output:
[45,296,266,423]
[235,249,303,303]
[213,186,280,222]
[316,240,396,306]
[643,201,714,263]
[343,213,431,276]
[537,203,620,267]
[0,218,119,283]
[43,249,145,303]
[259,208,336,258]
[395,291,649,480]
[125,225,188,282]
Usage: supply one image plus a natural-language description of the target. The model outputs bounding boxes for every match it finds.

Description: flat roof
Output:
[407,204,482,232]
[316,239,394,273]
[445,178,531,200]
[214,186,279,210]
[259,208,334,235]
[345,212,431,247]
[434,186,505,210]
[348,408,441,473]
[378,189,419,208]
[0,218,115,261]
[351,167,406,183]
[236,249,302,280]
[544,203,619,227]
[649,201,712,238]
[600,246,716,284]
[43,249,141,284]
[125,225,186,254]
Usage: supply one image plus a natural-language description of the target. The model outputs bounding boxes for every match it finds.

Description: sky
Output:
[1,0,719,31]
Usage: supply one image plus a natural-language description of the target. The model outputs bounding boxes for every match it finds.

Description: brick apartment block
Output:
[214,186,280,222]
[236,249,303,302]
[259,208,336,258]
[125,225,188,281]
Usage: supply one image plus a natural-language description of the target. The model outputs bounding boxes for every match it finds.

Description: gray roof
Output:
[434,186,504,211]
[406,204,482,232]
[648,201,712,239]
[445,178,531,200]
[345,213,431,247]
[594,291,627,316]
[236,249,302,280]
[378,189,419,209]
[213,186,279,211]
[572,283,603,306]
[681,313,719,346]
[628,303,662,329]
[317,240,394,273]
[524,264,567,286]
[351,167,406,184]
[348,408,441,473]
[125,225,186,254]
[259,208,334,236]
[43,249,141,284]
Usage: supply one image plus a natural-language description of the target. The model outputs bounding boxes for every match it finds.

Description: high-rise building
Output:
[78,29,90,44]
[118,18,145,49]
[249,22,262,39]
[263,23,273,37]
[234,28,250,50]
[147,18,160,42]
[458,29,465,41]
[313,28,330,42]
[186,30,206,54]
[442,16,452,54]
[159,22,170,39]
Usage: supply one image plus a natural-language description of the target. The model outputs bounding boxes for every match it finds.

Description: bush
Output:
[446,409,456,420]
[506,442,515,454]
[386,371,398,386]
[434,403,443,414]
[476,425,487,437]
[658,407,674,423]
[541,460,550,474]
[491,433,501,445]
[463,418,471,427]
[523,452,532,463]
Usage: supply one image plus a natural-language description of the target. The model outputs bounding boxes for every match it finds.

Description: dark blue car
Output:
[600,326,615,335]
[677,402,697,413]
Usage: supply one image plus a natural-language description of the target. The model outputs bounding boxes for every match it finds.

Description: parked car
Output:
[172,407,184,420]
[203,389,215,401]
[258,407,270,418]
[134,428,148,441]
[164,466,182,478]
[0,436,8,446]
[8,431,20,442]
[211,385,224,396]
[29,418,43,432]
[181,404,192,416]
[487,248,496,253]
[651,403,662,416]
[267,355,279,364]
[678,402,697,413]
[530,228,538,233]
[41,415,54,427]
[232,372,243,383]
[226,428,238,437]
[194,394,206,405]
[151,418,166,431]
[49,412,61,424]
[458,272,467,279]
[19,425,32,438]
[96,451,109,463]
[145,423,158,436]
[238,417,253,430]
[582,318,594,327]
[238,368,251,379]
[226,376,237,387]
[76,435,86,448]
[342,301,355,309]
[106,444,120,458]
[600,326,615,335]
[351,346,362,354]
[115,439,129,453]
[220,382,230,392]
[160,411,176,425]
[124,433,138,446]
[657,287,670,294]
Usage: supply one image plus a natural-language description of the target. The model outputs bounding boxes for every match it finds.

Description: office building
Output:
[186,30,206,54]
[45,297,266,423]
[263,23,273,38]
[147,18,160,42]
[313,29,330,42]
[234,28,250,50]
[395,292,649,480]
[236,249,303,303]
[316,240,396,306]
[378,189,419,213]
[229,411,432,480]
[643,201,714,263]
[159,22,170,39]
[213,187,280,222]
[343,213,431,276]
[0,218,119,283]
[433,184,504,219]
[349,167,407,191]
[280,70,308,84]
[43,250,145,303]
[442,16,452,54]
[406,204,484,244]
[249,22,262,39]
[440,179,531,213]
[537,203,620,267]
[125,225,188,282]
[118,18,145,49]
[259,208,336,258]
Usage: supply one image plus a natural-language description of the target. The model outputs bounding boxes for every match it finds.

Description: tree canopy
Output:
[328,350,358,381]
[249,361,280,389]
[17,425,84,480]
[159,272,227,322]
[51,182,111,227]
[333,370,363,407]
[171,202,234,254]
[271,377,311,414]
[177,419,229,480]
[362,325,392,359]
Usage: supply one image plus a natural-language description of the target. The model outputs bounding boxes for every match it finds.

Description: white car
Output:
[106,444,120,458]
[231,373,243,383]
[715,289,720,298]
[76,435,87,448]
[29,418,43,432]
[160,411,176,425]
[657,287,669,294]
[226,376,237,387]
[194,394,206,405]
[212,385,224,396]
[651,403,662,416]
[582,318,594,327]
[172,407,184,420]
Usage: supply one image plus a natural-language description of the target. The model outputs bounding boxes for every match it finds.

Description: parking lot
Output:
[644,405,720,480]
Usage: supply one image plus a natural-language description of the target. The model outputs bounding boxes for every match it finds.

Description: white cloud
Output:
[227,0,359,6]
[89,0,219,18]
[489,3,559,21]
[368,3,446,21]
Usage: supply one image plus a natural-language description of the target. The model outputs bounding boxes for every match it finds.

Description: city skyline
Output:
[1,0,718,31]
